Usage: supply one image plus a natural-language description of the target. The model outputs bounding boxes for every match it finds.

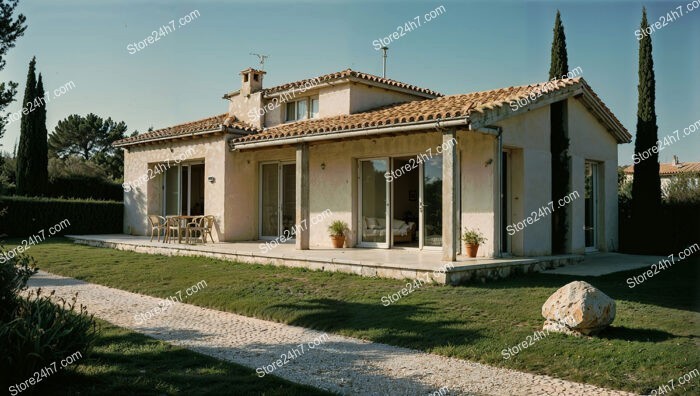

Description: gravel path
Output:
[28,271,635,396]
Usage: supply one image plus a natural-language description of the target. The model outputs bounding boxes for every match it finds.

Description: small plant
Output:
[461,228,486,245]
[327,220,348,237]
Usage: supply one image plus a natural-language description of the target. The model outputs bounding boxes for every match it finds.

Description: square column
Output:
[296,143,310,250]
[442,129,458,261]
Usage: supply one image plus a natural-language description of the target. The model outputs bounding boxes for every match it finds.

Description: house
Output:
[623,155,700,194]
[114,68,631,259]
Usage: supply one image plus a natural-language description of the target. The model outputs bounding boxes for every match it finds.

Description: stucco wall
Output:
[349,84,424,113]
[229,131,497,256]
[499,105,553,256]
[122,136,228,240]
[568,98,620,253]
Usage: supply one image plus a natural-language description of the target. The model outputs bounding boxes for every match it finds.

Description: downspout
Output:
[480,125,503,258]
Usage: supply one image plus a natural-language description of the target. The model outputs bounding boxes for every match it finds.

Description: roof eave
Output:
[230,117,471,151]
[114,126,228,148]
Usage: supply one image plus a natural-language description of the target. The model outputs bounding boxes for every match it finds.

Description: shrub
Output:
[619,197,700,253]
[0,195,122,237]
[46,176,123,201]
[0,245,37,322]
[0,247,96,389]
[663,173,700,203]
[0,289,97,388]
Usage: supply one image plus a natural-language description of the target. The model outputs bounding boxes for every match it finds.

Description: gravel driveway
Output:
[28,271,635,396]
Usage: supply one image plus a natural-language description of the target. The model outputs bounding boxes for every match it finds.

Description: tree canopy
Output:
[0,0,26,142]
[48,113,130,180]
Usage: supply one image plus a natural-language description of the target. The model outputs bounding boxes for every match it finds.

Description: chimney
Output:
[672,155,681,167]
[240,68,265,96]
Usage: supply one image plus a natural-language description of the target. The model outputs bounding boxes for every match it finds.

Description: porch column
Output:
[296,143,310,250]
[442,129,458,261]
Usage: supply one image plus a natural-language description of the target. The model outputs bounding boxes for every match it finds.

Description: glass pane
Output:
[310,98,319,118]
[164,166,179,215]
[423,155,442,246]
[296,99,307,120]
[584,162,597,247]
[190,164,205,215]
[282,164,296,239]
[361,160,387,243]
[261,164,279,237]
[181,166,189,215]
[286,102,296,121]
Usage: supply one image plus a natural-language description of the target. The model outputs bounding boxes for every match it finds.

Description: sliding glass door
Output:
[162,163,205,216]
[358,156,444,249]
[420,155,442,248]
[260,162,296,240]
[359,159,390,247]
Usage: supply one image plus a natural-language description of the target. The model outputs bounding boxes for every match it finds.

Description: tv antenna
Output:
[250,53,270,70]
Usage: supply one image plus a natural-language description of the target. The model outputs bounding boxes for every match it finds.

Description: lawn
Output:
[13,238,700,395]
[14,318,331,395]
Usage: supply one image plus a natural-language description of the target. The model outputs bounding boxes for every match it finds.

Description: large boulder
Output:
[542,281,616,336]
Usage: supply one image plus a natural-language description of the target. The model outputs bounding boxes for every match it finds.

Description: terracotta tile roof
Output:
[624,162,700,176]
[113,113,259,147]
[232,77,631,146]
[260,68,442,98]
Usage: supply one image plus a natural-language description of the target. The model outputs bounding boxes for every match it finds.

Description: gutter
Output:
[230,117,473,151]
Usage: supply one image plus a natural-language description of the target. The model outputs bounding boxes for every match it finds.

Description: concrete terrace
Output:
[67,234,583,284]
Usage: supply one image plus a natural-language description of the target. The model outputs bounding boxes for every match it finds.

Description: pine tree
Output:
[631,8,662,251]
[34,73,48,193]
[549,10,571,254]
[15,56,36,195]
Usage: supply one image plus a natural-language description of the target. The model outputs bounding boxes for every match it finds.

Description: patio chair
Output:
[164,216,187,243]
[186,215,215,244]
[147,215,166,242]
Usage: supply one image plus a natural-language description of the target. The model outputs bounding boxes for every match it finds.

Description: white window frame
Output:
[285,96,319,122]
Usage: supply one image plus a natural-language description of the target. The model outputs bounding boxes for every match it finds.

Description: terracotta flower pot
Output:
[465,243,479,257]
[330,235,345,248]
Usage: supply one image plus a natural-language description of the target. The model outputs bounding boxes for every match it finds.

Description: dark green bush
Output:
[620,197,700,253]
[0,289,97,388]
[0,195,122,237]
[46,176,123,201]
[0,244,37,322]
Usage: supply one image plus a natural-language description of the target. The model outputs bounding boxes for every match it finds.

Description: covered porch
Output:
[66,234,582,285]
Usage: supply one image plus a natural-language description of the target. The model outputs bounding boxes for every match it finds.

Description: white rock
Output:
[542,281,616,336]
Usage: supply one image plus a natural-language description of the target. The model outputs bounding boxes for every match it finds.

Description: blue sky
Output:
[0,0,698,164]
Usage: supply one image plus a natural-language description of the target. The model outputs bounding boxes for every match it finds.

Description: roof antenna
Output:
[381,46,388,78]
[249,53,269,71]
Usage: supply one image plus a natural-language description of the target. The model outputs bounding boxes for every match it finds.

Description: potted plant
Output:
[461,228,486,258]
[328,220,348,248]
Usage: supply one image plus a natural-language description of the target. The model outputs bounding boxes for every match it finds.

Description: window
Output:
[285,97,319,122]
[311,98,319,118]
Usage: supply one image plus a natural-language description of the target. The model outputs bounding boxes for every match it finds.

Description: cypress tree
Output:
[549,10,571,254]
[15,56,36,196]
[34,73,48,193]
[631,8,662,251]
[549,10,569,80]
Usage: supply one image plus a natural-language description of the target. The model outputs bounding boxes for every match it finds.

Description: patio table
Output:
[165,215,198,243]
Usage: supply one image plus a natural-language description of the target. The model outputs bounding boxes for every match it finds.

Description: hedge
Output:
[0,196,122,237]
[619,198,700,254]
[1,177,123,201]
[47,176,123,201]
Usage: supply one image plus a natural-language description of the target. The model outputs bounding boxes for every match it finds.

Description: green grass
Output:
[18,318,331,395]
[13,238,700,394]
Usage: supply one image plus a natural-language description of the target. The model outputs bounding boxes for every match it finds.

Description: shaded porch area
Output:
[67,234,582,285]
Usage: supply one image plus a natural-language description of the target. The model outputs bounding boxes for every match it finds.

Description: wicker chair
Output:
[186,215,215,244]
[164,216,187,243]
[147,215,166,242]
